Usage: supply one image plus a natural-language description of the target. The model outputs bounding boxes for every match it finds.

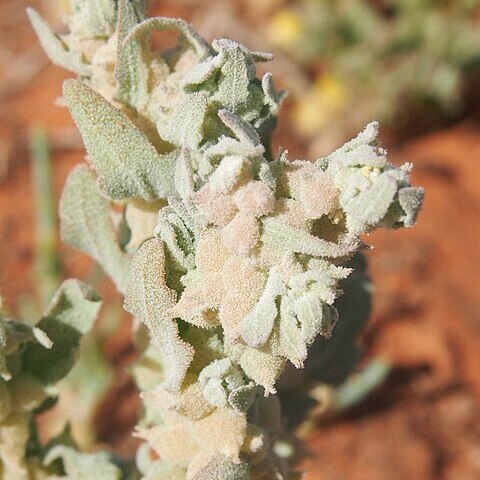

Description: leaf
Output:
[124,238,194,391]
[63,79,177,200]
[214,40,251,110]
[233,345,285,395]
[157,92,209,149]
[277,296,307,368]
[59,165,131,292]
[23,279,102,384]
[26,8,89,76]
[319,122,380,168]
[228,384,256,413]
[0,318,34,381]
[155,199,197,271]
[125,16,211,58]
[240,268,285,348]
[182,54,224,90]
[304,253,371,385]
[83,0,117,36]
[262,72,286,114]
[262,217,359,258]
[192,455,250,480]
[115,0,149,109]
[174,149,195,201]
[198,358,244,408]
[342,171,398,233]
[218,109,261,147]
[399,186,424,227]
[44,445,122,480]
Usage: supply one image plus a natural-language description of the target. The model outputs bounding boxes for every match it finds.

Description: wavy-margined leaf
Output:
[198,358,244,408]
[157,92,209,149]
[115,0,149,109]
[276,296,307,368]
[218,109,261,147]
[23,279,102,384]
[399,186,424,227]
[213,39,252,110]
[262,217,359,259]
[124,16,211,58]
[240,268,285,348]
[59,165,131,292]
[26,8,89,76]
[0,318,34,381]
[304,253,371,385]
[124,238,194,391]
[340,171,398,234]
[44,445,121,480]
[63,80,178,200]
[82,0,117,36]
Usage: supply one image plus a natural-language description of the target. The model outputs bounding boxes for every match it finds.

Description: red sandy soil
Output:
[1,2,479,479]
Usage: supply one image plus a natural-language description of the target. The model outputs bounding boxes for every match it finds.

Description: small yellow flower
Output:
[267,9,302,49]
[293,72,347,136]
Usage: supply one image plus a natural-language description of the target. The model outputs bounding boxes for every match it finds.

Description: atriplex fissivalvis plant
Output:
[26,1,423,479]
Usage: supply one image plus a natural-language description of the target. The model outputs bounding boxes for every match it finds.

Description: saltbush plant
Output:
[19,1,425,478]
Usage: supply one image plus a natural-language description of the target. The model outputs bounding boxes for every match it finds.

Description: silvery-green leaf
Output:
[295,294,338,344]
[155,199,197,271]
[228,384,256,413]
[262,217,359,258]
[341,171,398,233]
[26,8,89,76]
[191,455,250,480]
[240,268,285,348]
[83,0,117,36]
[304,253,371,385]
[59,165,131,292]
[199,358,245,408]
[259,162,276,190]
[399,186,424,227]
[233,345,285,394]
[63,80,177,200]
[218,109,261,147]
[0,318,34,381]
[181,54,224,90]
[277,297,307,368]
[115,0,149,109]
[23,279,102,384]
[174,150,195,201]
[125,16,211,58]
[157,92,208,149]
[203,136,264,165]
[262,72,286,114]
[124,238,194,391]
[294,294,324,344]
[251,51,274,62]
[44,445,121,479]
[214,41,251,110]
[318,122,380,168]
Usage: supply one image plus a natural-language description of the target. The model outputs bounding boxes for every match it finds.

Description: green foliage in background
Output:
[268,0,480,136]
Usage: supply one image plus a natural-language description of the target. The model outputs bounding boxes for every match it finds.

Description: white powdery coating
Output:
[195,185,238,226]
[233,181,275,218]
[221,212,260,256]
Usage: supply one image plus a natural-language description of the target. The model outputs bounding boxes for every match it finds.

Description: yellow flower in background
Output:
[267,9,302,49]
[293,72,348,137]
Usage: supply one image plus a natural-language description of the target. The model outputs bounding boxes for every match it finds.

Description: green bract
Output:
[28,1,423,478]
